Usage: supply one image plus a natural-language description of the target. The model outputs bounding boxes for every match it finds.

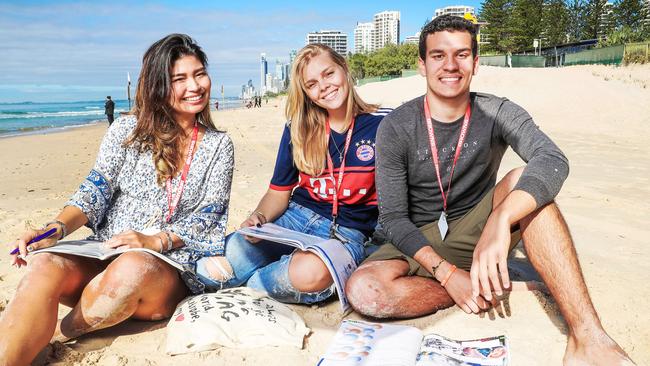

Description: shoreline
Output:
[0,119,106,139]
[0,98,252,139]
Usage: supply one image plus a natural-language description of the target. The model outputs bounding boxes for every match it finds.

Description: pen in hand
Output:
[9,227,58,255]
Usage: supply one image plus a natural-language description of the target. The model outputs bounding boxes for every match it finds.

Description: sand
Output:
[0,64,648,365]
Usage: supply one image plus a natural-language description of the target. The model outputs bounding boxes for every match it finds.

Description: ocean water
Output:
[0,98,242,138]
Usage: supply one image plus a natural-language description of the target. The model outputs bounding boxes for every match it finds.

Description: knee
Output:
[23,253,73,288]
[26,253,71,274]
[288,253,333,293]
[346,265,397,318]
[199,256,234,283]
[101,252,161,292]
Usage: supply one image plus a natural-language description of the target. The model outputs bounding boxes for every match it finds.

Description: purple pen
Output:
[9,227,58,255]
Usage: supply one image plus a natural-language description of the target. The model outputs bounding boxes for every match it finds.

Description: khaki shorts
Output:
[365,188,521,277]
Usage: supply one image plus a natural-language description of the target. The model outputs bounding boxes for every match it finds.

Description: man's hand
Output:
[441,264,491,314]
[470,213,512,301]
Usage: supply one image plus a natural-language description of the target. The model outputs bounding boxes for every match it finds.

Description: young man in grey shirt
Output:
[346,15,634,366]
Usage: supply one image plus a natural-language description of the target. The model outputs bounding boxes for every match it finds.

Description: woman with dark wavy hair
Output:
[0,34,233,365]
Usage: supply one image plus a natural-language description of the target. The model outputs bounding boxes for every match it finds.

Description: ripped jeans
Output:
[196,202,368,304]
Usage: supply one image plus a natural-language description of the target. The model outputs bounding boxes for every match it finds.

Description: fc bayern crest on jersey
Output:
[355,139,375,161]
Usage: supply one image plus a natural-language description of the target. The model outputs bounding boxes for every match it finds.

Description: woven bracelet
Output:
[44,220,67,240]
[440,265,457,287]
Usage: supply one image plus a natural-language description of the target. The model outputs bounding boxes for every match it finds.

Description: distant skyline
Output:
[0,0,481,102]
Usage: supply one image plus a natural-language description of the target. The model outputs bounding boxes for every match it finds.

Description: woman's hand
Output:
[105,230,161,252]
[240,212,266,243]
[9,227,60,267]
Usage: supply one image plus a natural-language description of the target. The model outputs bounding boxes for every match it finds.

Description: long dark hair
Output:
[126,33,215,184]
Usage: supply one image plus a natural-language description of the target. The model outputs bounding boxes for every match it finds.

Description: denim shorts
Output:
[196,201,368,304]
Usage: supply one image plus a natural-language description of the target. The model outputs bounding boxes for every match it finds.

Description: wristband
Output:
[163,231,174,252]
[44,220,67,240]
[253,211,267,224]
[440,265,457,287]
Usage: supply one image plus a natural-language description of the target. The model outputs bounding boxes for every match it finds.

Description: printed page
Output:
[29,240,184,271]
[239,223,357,313]
[238,223,330,249]
[416,334,509,366]
[29,240,112,259]
[318,320,423,366]
[306,240,356,313]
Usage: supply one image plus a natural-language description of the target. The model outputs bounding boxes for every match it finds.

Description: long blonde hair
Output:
[285,44,378,176]
[125,34,216,185]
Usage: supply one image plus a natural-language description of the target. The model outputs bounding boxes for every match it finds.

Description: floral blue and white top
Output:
[65,115,234,293]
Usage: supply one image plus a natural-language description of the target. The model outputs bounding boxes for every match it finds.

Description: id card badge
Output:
[438,211,448,241]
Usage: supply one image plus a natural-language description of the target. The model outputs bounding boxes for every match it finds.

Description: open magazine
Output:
[237,223,357,313]
[26,238,184,272]
[318,320,509,366]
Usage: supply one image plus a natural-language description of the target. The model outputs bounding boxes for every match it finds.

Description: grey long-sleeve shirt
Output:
[376,93,569,258]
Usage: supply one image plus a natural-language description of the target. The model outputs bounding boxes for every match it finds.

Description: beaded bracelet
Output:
[44,220,67,240]
[440,264,457,287]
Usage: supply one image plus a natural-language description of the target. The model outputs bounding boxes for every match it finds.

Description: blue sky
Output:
[0,0,482,102]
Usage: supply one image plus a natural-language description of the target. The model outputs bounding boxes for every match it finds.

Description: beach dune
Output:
[0,64,648,365]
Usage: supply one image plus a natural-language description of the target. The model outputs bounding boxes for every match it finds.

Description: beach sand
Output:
[0,64,648,365]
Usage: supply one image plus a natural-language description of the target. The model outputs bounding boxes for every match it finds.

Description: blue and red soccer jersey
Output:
[270,109,391,236]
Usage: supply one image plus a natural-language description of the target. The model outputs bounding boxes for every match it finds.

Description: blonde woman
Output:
[196,44,390,304]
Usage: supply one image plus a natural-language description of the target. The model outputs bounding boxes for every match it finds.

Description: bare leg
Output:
[346,259,454,318]
[343,170,534,319]
[288,251,334,292]
[492,168,634,365]
[0,254,103,366]
[56,251,187,341]
[520,204,634,365]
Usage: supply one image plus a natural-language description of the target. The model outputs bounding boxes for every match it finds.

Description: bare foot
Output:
[564,333,635,366]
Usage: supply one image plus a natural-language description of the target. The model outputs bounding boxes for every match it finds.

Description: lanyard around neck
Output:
[325,117,355,219]
[165,122,199,223]
[423,96,471,212]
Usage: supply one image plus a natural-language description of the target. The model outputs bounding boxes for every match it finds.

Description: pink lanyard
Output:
[423,96,471,213]
[325,117,355,220]
[165,122,199,223]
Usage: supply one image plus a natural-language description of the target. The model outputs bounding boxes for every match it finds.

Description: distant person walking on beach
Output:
[214,99,219,110]
[0,34,234,365]
[345,16,635,366]
[104,95,115,125]
[197,44,391,305]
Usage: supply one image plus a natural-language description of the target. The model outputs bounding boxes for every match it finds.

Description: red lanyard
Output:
[165,122,199,223]
[325,117,355,220]
[423,96,471,212]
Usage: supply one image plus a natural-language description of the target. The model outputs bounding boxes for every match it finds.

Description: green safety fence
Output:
[511,55,545,67]
[480,55,508,67]
[401,69,419,77]
[624,42,650,64]
[564,45,624,66]
[480,55,545,67]
[356,74,402,86]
